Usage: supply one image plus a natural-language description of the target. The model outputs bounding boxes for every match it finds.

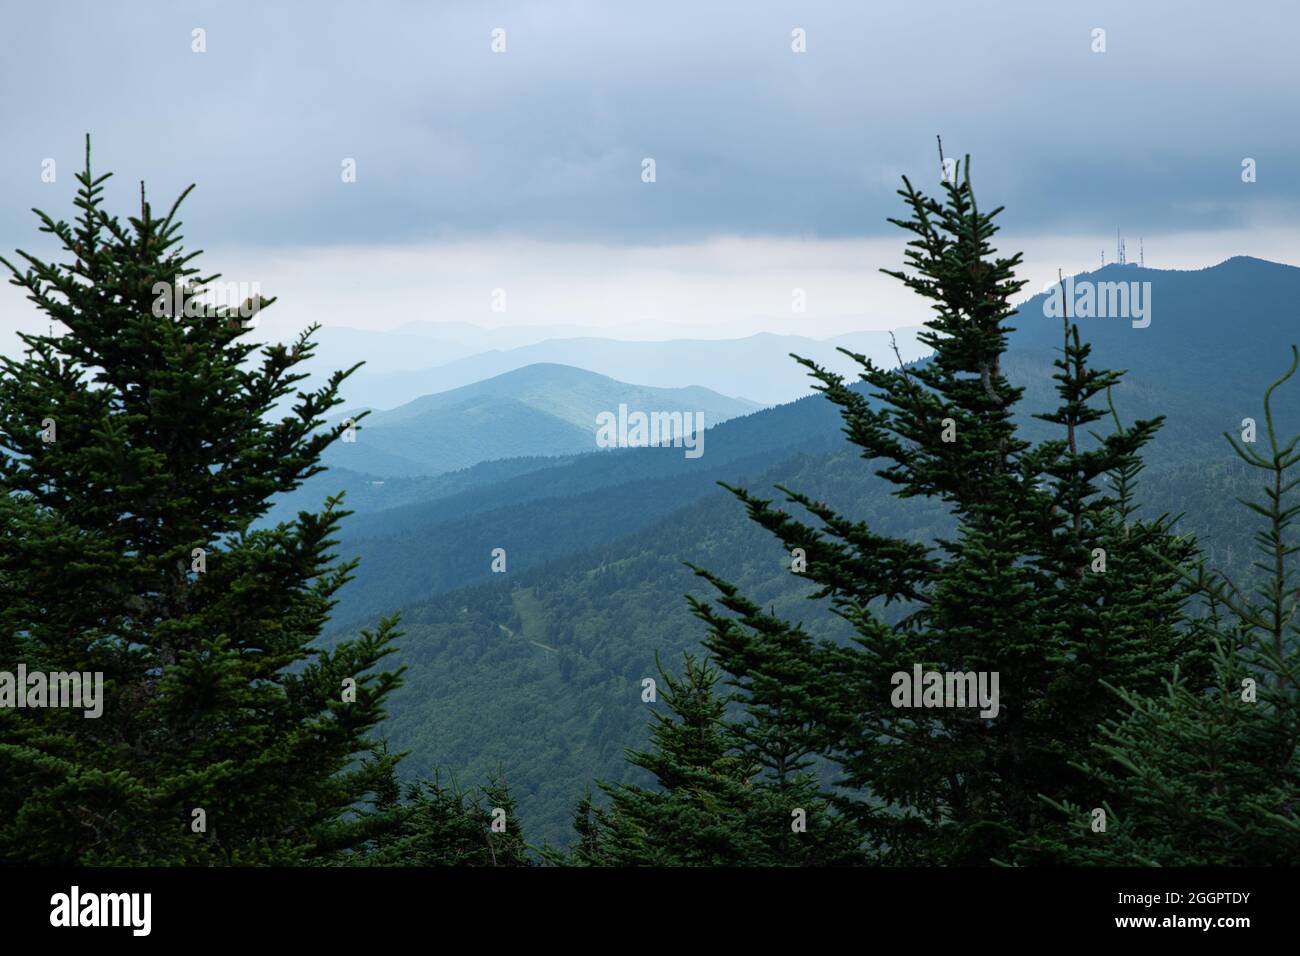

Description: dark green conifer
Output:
[685,156,1203,864]
[1036,349,1300,865]
[566,653,862,866]
[0,138,404,864]
[363,772,531,866]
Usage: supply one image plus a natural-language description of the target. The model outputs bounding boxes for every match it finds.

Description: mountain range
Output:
[313,327,930,409]
[285,255,1300,848]
[319,364,759,478]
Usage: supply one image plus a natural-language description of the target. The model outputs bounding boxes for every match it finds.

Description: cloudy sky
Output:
[2,0,1297,345]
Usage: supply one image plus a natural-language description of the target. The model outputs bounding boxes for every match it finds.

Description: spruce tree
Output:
[0,138,404,864]
[1035,349,1300,865]
[563,653,862,866]
[358,773,530,867]
[686,156,1205,864]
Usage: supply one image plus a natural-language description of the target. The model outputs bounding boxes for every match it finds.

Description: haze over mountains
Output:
[323,258,1297,633]
[320,364,759,478]
[275,255,1300,847]
[306,325,929,409]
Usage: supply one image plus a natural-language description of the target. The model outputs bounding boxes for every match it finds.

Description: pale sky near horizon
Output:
[2,0,1297,347]
[5,232,1297,352]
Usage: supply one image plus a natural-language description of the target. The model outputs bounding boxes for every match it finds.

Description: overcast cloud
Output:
[1,0,1295,338]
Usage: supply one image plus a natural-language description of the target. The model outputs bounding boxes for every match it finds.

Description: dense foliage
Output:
[0,142,405,864]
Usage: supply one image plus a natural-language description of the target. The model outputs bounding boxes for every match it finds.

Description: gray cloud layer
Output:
[1,0,1295,247]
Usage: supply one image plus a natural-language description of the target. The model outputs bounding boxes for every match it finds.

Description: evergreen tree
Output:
[562,653,863,866]
[337,742,412,862]
[0,138,404,864]
[1034,349,1300,865]
[362,773,531,866]
[685,156,1205,864]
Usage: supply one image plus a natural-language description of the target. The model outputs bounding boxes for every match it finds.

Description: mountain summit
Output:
[322,363,759,477]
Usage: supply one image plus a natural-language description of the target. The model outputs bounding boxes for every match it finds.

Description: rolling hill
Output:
[320,363,760,478]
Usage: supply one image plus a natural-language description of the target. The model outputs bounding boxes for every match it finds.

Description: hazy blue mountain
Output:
[366,362,758,430]
[322,258,1300,625]
[312,256,1300,624]
[1009,256,1300,447]
[294,320,749,410]
[308,257,1300,847]
[343,329,930,408]
[325,387,844,630]
[320,363,760,478]
[318,258,1300,625]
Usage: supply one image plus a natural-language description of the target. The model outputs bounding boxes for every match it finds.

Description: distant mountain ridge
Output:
[304,255,1300,848]
[320,256,1300,624]
[321,363,760,478]
[1007,255,1300,447]
[342,329,930,408]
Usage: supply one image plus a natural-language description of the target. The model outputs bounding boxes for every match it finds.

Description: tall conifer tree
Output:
[1035,349,1300,865]
[0,139,404,864]
[687,156,1205,864]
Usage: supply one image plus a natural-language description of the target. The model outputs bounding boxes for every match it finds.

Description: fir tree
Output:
[363,773,531,866]
[1035,348,1300,865]
[563,653,863,866]
[685,156,1205,864]
[336,742,412,862]
[0,138,404,864]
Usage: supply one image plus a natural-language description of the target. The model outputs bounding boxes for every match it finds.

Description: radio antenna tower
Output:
[1139,238,1144,267]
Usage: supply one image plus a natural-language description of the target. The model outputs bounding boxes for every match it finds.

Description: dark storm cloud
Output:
[1,0,1295,247]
